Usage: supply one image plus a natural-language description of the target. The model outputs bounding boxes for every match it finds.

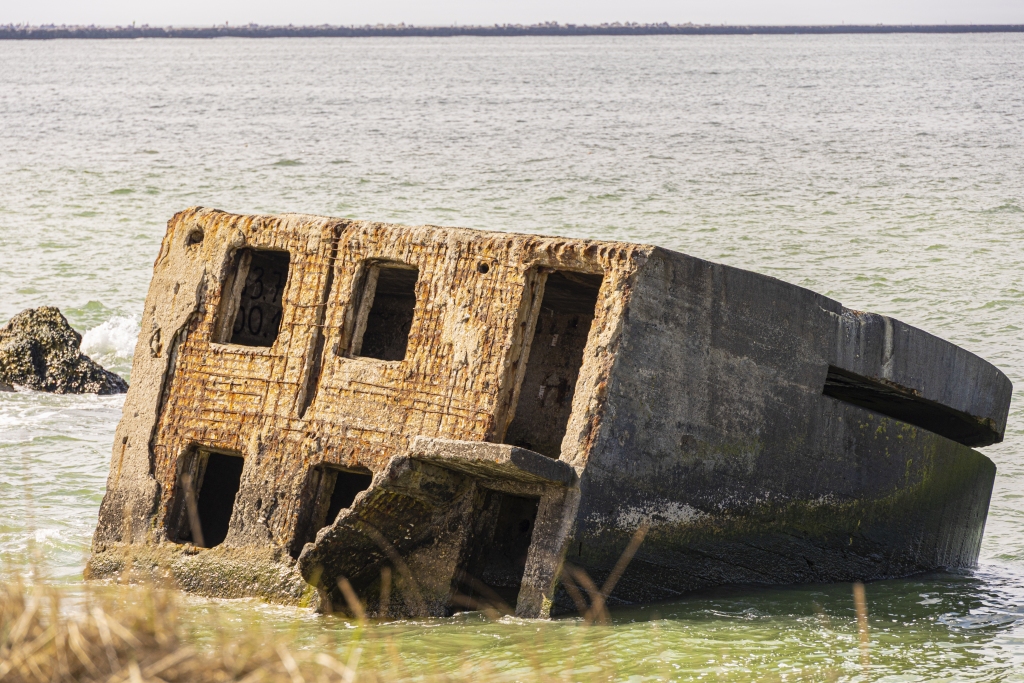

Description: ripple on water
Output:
[1,33,1023,678]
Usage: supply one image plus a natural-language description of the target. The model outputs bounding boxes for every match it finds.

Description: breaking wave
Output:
[81,315,139,367]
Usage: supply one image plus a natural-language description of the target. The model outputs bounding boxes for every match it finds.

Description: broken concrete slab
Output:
[297,439,576,617]
[88,207,1011,618]
[0,307,128,394]
[408,437,577,486]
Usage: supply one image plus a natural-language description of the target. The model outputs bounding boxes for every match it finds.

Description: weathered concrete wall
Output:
[90,207,1009,614]
[90,207,643,602]
[566,247,1005,608]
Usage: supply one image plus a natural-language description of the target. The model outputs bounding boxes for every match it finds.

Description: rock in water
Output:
[0,307,128,394]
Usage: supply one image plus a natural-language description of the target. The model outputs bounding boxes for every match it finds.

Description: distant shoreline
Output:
[2,23,1024,39]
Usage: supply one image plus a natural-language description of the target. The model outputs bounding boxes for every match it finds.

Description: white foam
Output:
[81,316,139,365]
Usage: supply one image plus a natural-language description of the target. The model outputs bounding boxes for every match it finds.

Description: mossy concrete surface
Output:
[87,543,315,607]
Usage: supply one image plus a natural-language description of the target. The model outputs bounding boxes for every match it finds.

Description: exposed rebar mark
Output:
[298,229,341,418]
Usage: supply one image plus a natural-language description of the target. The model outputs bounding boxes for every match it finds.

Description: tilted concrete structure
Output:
[89,207,1012,617]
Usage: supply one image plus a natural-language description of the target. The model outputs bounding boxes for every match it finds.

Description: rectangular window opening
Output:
[455,492,540,614]
[823,365,997,447]
[216,248,290,347]
[503,270,603,458]
[172,449,244,548]
[351,264,418,361]
[291,466,373,557]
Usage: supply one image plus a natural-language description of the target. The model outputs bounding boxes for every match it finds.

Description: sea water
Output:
[1,34,1022,680]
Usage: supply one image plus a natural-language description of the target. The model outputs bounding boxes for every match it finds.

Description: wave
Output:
[81,316,139,368]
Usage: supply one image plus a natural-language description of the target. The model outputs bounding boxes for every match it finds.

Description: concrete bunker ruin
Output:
[89,207,1012,618]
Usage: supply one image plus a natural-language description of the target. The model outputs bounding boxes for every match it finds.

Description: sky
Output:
[3,0,1023,28]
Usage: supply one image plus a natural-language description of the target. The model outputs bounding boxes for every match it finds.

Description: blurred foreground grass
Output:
[0,578,558,683]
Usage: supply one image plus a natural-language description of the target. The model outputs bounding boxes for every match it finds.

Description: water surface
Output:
[1,34,1023,680]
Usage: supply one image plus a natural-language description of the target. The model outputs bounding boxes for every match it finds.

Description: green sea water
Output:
[1,34,1023,680]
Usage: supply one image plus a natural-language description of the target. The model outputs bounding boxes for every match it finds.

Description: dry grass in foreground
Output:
[0,580,367,683]
[4,577,580,683]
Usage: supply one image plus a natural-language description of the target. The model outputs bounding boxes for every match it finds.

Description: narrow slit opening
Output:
[353,265,418,361]
[217,248,290,347]
[456,492,540,613]
[503,270,603,458]
[823,365,998,447]
[173,449,244,548]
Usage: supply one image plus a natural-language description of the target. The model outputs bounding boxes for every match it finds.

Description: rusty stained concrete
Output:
[89,207,1012,618]
[89,207,641,614]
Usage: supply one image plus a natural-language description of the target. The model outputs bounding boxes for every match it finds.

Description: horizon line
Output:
[3,22,1024,39]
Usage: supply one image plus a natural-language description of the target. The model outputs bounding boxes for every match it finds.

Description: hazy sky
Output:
[5,0,1023,28]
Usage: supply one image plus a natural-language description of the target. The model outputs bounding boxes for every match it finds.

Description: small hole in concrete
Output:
[477,262,490,274]
[186,228,204,246]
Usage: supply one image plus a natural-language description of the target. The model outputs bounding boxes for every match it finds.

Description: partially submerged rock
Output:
[0,307,128,394]
[89,208,1011,618]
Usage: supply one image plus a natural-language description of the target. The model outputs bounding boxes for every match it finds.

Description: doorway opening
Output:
[352,264,419,361]
[171,448,244,548]
[456,492,540,613]
[504,270,603,458]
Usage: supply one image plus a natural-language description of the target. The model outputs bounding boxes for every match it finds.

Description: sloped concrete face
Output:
[89,208,1010,615]
[563,248,1006,610]
[89,207,640,605]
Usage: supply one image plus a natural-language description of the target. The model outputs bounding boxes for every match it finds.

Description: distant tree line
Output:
[1,23,1022,39]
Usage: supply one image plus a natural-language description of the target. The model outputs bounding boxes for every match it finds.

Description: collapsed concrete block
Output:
[88,207,1012,617]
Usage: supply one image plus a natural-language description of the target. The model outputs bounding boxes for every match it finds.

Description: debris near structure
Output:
[88,207,1012,618]
[0,307,128,394]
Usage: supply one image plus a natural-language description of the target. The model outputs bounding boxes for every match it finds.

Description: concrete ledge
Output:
[86,543,315,607]
[409,437,577,487]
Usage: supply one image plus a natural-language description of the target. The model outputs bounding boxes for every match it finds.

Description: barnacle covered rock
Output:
[0,307,128,394]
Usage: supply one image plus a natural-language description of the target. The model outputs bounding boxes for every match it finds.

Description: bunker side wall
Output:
[567,247,998,606]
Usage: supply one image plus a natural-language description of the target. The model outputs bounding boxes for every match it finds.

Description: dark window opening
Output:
[172,449,244,548]
[217,248,290,347]
[504,270,603,458]
[823,365,998,447]
[325,469,373,527]
[455,492,540,613]
[352,265,418,361]
[291,466,373,557]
